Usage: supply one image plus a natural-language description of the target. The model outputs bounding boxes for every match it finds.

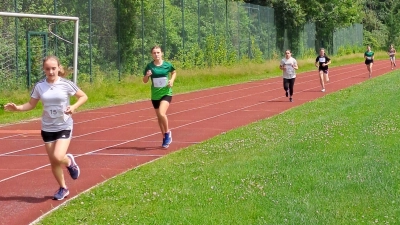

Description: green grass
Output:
[36,66,400,224]
[0,52,388,125]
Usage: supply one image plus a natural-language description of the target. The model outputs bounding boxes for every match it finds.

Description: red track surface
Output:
[0,60,394,225]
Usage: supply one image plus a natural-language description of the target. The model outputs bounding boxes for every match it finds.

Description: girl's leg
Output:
[45,139,71,188]
[325,72,329,82]
[369,64,373,78]
[283,79,289,97]
[155,100,170,136]
[319,71,325,91]
[289,78,295,96]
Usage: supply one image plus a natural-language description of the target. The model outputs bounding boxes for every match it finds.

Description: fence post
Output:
[197,0,200,45]
[163,0,166,57]
[14,0,19,78]
[237,1,240,60]
[141,0,144,68]
[89,0,93,82]
[212,0,216,37]
[54,0,58,56]
[181,0,185,49]
[117,0,121,80]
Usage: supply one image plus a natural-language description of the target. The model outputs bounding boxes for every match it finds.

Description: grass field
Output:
[0,52,389,125]
[35,66,400,224]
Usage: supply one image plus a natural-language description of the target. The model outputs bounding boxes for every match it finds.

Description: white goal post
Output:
[0,12,79,84]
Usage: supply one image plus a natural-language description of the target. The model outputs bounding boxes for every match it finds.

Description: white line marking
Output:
[0,61,390,184]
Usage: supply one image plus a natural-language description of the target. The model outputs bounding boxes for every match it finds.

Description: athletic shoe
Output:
[161,138,165,147]
[66,154,80,180]
[289,98,293,102]
[162,131,172,148]
[53,187,69,200]
[285,91,288,97]
[321,88,325,92]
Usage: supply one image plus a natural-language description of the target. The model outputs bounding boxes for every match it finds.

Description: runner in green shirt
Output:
[143,46,176,148]
[364,45,374,78]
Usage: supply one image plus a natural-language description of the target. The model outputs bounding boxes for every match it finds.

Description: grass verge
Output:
[36,67,400,224]
[0,52,389,125]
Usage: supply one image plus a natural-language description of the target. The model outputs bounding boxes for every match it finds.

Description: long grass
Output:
[0,52,389,125]
[36,67,400,224]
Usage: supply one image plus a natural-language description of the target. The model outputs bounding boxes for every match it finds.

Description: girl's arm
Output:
[168,70,177,87]
[4,98,39,112]
[143,70,152,83]
[65,90,88,114]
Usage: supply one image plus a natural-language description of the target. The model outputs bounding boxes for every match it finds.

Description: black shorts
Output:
[151,95,172,109]
[365,59,373,65]
[319,67,329,74]
[41,130,72,143]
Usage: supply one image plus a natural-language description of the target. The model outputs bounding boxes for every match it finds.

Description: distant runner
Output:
[315,48,331,92]
[279,49,298,102]
[364,45,374,78]
[388,44,396,70]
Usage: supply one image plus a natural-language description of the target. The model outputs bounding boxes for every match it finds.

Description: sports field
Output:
[0,60,398,224]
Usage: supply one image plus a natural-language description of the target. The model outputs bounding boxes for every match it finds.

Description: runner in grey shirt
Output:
[279,49,298,102]
[388,44,396,69]
[4,56,88,200]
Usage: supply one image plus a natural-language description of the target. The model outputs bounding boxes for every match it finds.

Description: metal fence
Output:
[333,23,364,55]
[0,0,363,91]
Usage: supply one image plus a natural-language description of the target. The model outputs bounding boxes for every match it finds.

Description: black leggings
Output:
[283,78,295,96]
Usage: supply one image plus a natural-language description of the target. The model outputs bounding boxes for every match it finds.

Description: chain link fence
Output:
[333,23,364,55]
[0,0,363,91]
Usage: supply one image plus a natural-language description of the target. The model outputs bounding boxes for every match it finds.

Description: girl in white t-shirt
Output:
[388,44,396,69]
[279,49,299,102]
[4,56,88,200]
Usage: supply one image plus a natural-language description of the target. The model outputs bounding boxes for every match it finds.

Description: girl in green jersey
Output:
[364,45,374,78]
[143,46,176,148]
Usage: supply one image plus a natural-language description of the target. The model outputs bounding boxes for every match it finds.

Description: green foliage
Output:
[0,98,5,110]
[363,0,400,49]
[250,37,263,63]
[1,0,365,89]
[336,45,363,57]
[300,48,316,59]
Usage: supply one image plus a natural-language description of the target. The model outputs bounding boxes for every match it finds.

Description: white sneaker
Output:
[321,88,325,92]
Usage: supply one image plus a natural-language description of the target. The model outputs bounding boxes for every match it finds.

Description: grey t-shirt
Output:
[31,77,79,132]
[280,57,297,79]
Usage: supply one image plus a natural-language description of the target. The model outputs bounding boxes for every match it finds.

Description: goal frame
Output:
[0,12,80,84]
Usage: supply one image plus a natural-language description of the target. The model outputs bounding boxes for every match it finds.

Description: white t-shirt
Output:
[31,77,79,132]
[280,57,297,79]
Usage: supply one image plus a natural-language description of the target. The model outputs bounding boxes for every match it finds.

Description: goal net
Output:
[0,12,79,91]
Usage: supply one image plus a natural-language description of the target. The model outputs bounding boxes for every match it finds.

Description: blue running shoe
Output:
[162,131,172,148]
[161,137,166,147]
[66,154,80,180]
[53,187,69,200]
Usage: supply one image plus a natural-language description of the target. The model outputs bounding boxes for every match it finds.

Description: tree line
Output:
[243,0,400,51]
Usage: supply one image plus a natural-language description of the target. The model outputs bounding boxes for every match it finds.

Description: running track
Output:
[0,60,394,225]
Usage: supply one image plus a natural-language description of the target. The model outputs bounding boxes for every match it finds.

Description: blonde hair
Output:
[42,55,66,77]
